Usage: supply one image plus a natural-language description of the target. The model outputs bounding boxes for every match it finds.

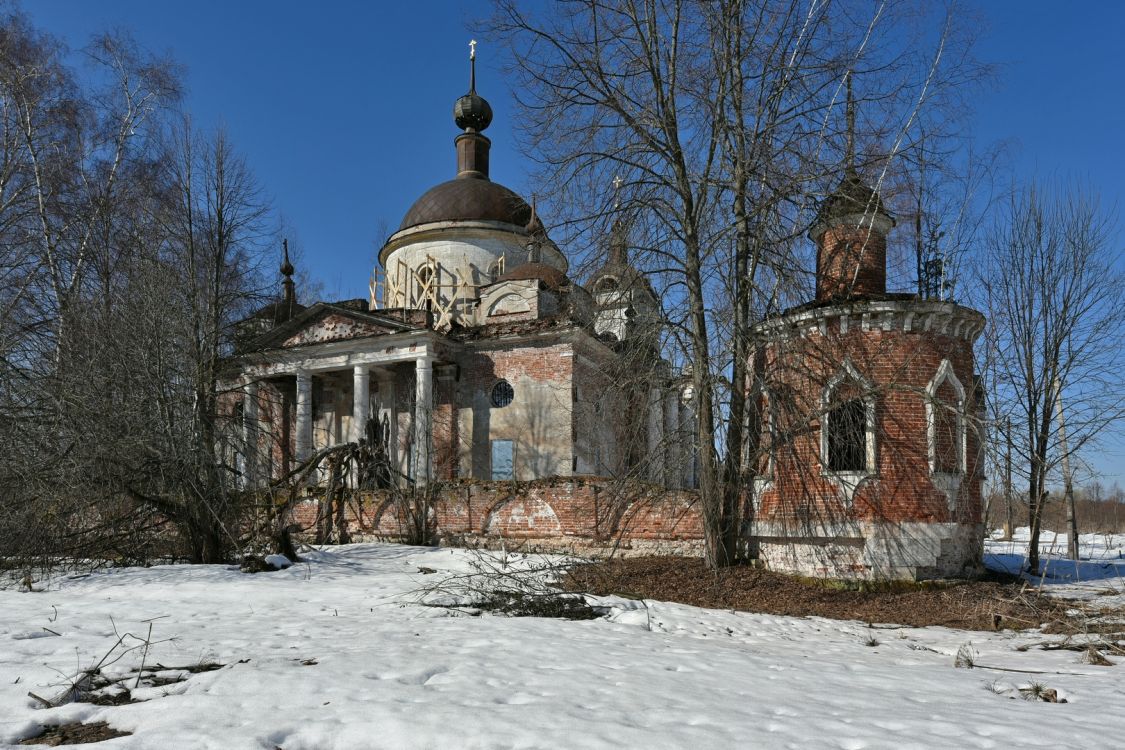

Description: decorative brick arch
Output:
[370,497,405,536]
[613,495,699,541]
[482,492,562,537]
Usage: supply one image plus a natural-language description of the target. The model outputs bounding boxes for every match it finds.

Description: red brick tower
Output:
[745,88,986,580]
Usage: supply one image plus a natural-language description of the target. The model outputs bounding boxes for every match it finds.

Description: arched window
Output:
[595,276,619,293]
[820,359,876,504]
[745,381,774,477]
[926,360,966,475]
[827,397,867,472]
[488,257,505,283]
[746,380,776,511]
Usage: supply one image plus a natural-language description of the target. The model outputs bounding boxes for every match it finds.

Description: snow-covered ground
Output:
[2,541,1123,750]
[986,527,1125,606]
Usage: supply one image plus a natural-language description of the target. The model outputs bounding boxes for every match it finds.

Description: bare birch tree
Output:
[493,0,983,568]
[0,9,271,568]
[979,183,1125,573]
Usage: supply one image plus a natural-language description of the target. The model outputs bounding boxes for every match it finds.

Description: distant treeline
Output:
[987,483,1125,534]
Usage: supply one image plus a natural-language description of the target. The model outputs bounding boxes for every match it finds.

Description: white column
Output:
[680,386,697,489]
[376,372,398,478]
[414,357,433,483]
[352,366,370,443]
[242,380,259,488]
[295,370,313,462]
[664,387,680,488]
[647,385,664,483]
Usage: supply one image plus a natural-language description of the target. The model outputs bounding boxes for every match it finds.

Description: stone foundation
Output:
[749,520,984,580]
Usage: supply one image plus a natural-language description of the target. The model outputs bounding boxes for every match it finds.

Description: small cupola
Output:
[589,215,659,344]
[454,39,493,179]
[810,74,895,302]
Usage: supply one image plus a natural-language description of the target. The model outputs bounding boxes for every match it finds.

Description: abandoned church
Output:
[223,62,986,580]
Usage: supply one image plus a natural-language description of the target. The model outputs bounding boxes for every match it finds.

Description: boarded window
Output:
[933,379,962,473]
[827,399,867,472]
[746,389,772,476]
[417,267,434,313]
[491,439,514,480]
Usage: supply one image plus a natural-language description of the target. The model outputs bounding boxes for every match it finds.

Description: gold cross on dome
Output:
[469,39,477,60]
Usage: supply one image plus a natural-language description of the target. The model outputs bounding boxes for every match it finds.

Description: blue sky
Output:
[24,1,1125,485]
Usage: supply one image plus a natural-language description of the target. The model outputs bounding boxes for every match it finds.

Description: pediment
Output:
[282,311,401,347]
[247,303,420,351]
[479,279,541,323]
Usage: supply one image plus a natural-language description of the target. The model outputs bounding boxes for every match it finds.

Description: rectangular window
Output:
[828,399,867,472]
[491,439,514,480]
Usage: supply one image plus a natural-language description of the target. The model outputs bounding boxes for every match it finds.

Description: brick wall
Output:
[454,339,576,479]
[288,479,703,555]
[752,319,982,527]
[816,223,887,300]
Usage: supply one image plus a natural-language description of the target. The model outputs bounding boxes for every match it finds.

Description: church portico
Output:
[230,320,457,485]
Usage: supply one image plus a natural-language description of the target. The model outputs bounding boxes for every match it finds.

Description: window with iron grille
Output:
[490,379,514,408]
[827,399,867,472]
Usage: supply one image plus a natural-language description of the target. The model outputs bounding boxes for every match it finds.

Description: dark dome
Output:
[497,262,569,291]
[399,177,533,231]
[454,93,492,131]
[818,171,892,224]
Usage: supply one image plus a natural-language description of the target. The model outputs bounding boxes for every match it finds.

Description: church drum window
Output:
[417,266,434,313]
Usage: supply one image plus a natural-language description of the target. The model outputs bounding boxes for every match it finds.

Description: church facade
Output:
[225,67,694,495]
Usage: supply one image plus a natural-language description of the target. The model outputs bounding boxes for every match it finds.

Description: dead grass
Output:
[20,721,130,746]
[563,556,1079,631]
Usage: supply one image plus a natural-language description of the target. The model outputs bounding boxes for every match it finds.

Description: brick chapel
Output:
[743,90,987,579]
